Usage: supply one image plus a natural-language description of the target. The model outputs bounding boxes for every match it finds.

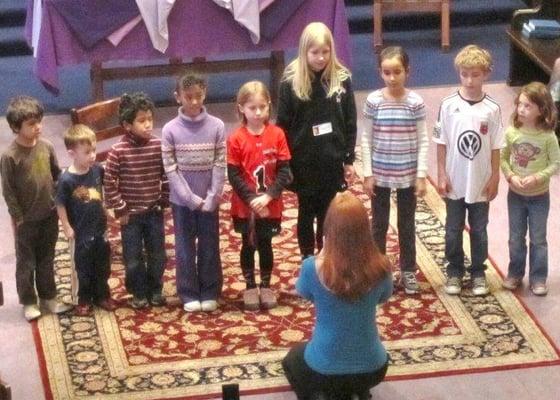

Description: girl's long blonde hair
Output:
[320,192,391,302]
[282,22,350,100]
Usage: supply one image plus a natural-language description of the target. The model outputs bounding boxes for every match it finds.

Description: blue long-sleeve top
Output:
[297,256,393,375]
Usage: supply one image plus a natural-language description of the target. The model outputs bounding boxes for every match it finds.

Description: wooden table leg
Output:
[441,1,450,52]
[373,1,383,52]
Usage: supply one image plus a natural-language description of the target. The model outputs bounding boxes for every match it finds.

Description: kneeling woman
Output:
[282,192,392,399]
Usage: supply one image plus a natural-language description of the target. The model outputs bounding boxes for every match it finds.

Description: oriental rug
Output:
[34,182,560,400]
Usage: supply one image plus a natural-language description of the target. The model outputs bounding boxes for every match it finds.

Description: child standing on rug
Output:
[228,81,292,310]
[276,21,357,260]
[162,73,226,313]
[0,96,72,321]
[500,82,560,296]
[433,45,504,296]
[282,192,392,399]
[104,92,169,309]
[56,124,116,315]
[361,46,428,295]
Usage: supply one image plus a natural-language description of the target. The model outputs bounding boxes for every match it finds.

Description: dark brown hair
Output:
[118,92,155,125]
[176,73,207,93]
[6,96,44,133]
[378,46,410,71]
[513,81,557,130]
[320,192,391,301]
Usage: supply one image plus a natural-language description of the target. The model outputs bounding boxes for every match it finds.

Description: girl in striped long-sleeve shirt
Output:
[104,92,169,309]
[361,46,428,295]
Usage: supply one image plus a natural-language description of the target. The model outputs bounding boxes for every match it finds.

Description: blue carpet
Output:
[0,23,510,114]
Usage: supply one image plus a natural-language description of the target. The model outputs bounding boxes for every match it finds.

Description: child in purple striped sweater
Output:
[162,74,226,313]
[361,46,428,295]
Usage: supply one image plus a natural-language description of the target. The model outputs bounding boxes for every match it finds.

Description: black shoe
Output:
[149,293,167,306]
[129,297,148,309]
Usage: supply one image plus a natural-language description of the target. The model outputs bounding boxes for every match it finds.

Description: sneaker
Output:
[129,297,148,309]
[243,288,260,311]
[472,277,489,296]
[40,298,73,314]
[149,293,167,307]
[75,303,93,316]
[259,287,278,309]
[96,298,117,312]
[530,282,548,296]
[23,304,41,321]
[401,271,420,294]
[502,276,523,290]
[201,300,218,312]
[183,300,202,312]
[444,277,462,295]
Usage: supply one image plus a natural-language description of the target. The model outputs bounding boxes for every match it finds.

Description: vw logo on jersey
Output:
[457,130,481,160]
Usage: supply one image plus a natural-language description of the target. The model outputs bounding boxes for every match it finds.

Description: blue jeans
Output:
[121,209,167,300]
[74,235,111,304]
[507,190,549,284]
[172,204,222,303]
[445,198,489,279]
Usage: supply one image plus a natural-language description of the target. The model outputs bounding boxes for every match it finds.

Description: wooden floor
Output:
[1,83,559,400]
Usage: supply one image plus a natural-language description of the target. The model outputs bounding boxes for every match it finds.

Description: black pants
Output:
[282,343,388,400]
[74,235,111,304]
[15,212,58,305]
[240,219,275,289]
[296,190,338,258]
[372,186,417,272]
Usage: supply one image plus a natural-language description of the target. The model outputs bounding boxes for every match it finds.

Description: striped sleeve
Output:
[103,145,127,216]
[415,96,429,178]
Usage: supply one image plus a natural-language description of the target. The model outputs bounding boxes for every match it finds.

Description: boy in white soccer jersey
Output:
[433,45,504,296]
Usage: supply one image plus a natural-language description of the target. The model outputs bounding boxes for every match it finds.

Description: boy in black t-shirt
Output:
[56,124,116,316]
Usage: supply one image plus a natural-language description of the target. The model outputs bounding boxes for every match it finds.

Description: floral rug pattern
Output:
[36,183,560,400]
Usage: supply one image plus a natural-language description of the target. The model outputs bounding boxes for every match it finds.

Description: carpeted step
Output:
[346,0,527,34]
[0,0,26,28]
[0,26,30,57]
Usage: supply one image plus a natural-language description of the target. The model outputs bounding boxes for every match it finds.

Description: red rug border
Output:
[32,177,560,399]
[32,320,54,400]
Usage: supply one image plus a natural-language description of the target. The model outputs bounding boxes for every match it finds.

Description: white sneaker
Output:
[201,300,218,312]
[472,277,490,296]
[531,282,548,296]
[23,304,42,321]
[183,300,202,312]
[444,277,462,295]
[41,298,73,314]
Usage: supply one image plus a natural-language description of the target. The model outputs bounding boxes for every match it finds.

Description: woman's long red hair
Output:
[320,192,391,301]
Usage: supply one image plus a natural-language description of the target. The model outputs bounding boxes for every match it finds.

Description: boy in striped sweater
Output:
[104,92,169,309]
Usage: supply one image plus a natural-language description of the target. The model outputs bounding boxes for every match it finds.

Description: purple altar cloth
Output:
[51,0,138,49]
[26,0,352,95]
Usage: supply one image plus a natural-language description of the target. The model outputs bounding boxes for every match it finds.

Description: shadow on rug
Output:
[33,182,560,400]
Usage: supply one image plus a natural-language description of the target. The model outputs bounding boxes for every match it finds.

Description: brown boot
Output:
[259,288,277,309]
[243,288,260,311]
